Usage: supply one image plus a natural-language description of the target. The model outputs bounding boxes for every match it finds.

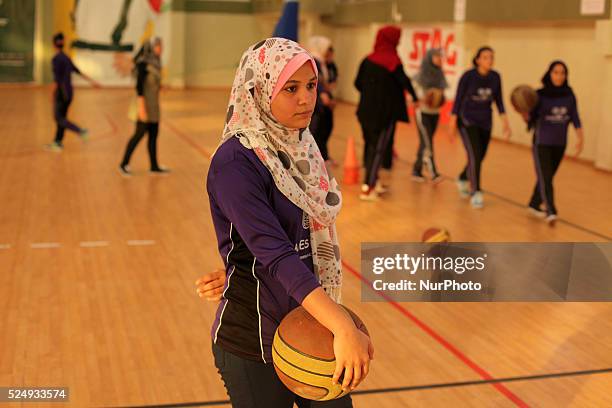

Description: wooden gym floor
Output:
[0,87,611,407]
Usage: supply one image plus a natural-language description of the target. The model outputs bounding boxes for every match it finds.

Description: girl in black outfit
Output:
[354,25,418,201]
[526,61,584,225]
[119,38,169,175]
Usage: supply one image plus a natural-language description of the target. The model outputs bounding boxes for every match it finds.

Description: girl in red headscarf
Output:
[354,26,419,201]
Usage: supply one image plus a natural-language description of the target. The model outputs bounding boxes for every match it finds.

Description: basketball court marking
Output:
[0,244,11,250]
[107,367,612,408]
[30,242,61,249]
[127,240,156,246]
[80,240,110,248]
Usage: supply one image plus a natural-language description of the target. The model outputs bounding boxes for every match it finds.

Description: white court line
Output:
[0,244,11,250]
[127,240,156,246]
[80,241,110,248]
[30,242,61,249]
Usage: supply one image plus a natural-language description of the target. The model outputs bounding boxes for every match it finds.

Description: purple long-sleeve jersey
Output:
[206,136,321,363]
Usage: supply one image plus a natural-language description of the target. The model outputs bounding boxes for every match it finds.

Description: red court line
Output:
[105,113,119,133]
[341,260,529,407]
[167,121,529,406]
[163,121,212,159]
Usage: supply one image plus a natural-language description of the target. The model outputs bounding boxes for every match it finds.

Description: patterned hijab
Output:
[217,38,343,303]
[415,48,448,90]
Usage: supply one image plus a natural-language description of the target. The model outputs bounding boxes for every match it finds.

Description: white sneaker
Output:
[546,214,557,226]
[374,181,388,194]
[457,179,470,198]
[44,142,63,152]
[470,191,484,209]
[528,206,546,219]
[359,190,379,202]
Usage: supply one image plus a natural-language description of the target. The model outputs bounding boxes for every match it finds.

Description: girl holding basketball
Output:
[197,38,373,408]
[450,46,511,208]
[526,60,583,225]
[412,48,448,183]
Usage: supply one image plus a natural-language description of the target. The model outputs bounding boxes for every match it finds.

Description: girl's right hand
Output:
[332,326,374,391]
[195,269,226,301]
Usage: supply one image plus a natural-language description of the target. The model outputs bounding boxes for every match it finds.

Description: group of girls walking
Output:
[354,26,583,225]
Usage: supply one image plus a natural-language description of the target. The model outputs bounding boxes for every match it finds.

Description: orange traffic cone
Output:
[343,136,360,185]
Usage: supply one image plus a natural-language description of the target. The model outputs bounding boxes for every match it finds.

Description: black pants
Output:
[54,92,82,144]
[458,124,491,193]
[362,122,396,188]
[120,121,160,169]
[212,343,353,408]
[413,111,440,175]
[310,105,334,161]
[529,144,566,215]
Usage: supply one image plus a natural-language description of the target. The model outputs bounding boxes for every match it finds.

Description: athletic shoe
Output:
[528,206,546,219]
[457,179,470,198]
[431,174,443,184]
[411,171,425,183]
[470,191,484,209]
[119,164,131,176]
[44,142,63,152]
[374,181,388,194]
[359,189,379,202]
[150,166,171,174]
[79,128,89,143]
[546,214,557,226]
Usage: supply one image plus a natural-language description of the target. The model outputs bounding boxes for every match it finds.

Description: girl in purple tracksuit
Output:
[527,60,584,225]
[450,46,511,209]
[197,38,373,408]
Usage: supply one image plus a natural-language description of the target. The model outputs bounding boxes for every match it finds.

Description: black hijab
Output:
[540,60,573,98]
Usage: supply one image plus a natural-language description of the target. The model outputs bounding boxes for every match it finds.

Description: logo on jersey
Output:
[545,106,569,124]
[471,87,492,102]
[302,212,310,230]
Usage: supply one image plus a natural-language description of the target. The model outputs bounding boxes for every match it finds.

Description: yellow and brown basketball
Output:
[510,84,538,113]
[424,88,446,109]
[421,227,451,243]
[272,305,369,401]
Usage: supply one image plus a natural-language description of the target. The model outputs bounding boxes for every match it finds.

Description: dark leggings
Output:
[362,121,396,188]
[310,105,334,161]
[120,121,160,169]
[413,111,440,175]
[458,124,491,194]
[529,144,566,215]
[54,92,82,144]
[212,343,353,408]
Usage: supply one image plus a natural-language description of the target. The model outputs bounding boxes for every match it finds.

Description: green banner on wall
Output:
[0,0,35,82]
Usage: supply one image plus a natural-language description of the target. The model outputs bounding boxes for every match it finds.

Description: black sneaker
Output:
[119,164,131,176]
